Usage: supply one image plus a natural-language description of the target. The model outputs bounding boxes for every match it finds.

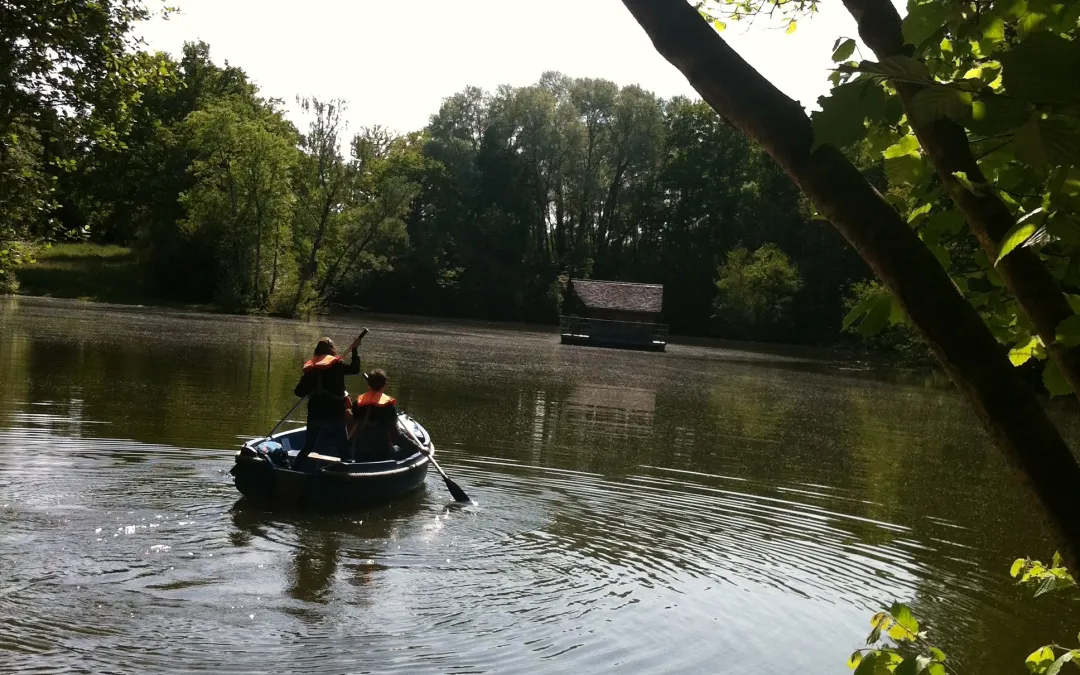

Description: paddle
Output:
[401,426,471,504]
[264,395,305,441]
[257,329,368,446]
[358,328,471,503]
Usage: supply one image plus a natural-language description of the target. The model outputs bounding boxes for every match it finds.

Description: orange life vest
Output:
[355,391,396,407]
[303,354,341,372]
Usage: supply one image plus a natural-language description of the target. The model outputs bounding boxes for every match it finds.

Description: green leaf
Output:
[1001,32,1080,105]
[895,657,920,675]
[1043,359,1072,398]
[812,80,887,150]
[1010,336,1042,366]
[1000,0,1028,18]
[1066,295,1080,315]
[849,293,893,337]
[1056,315,1080,348]
[889,602,919,636]
[908,203,933,224]
[833,39,857,62]
[924,210,965,237]
[969,94,1031,136]
[927,242,951,270]
[952,170,977,193]
[903,1,952,47]
[855,55,932,83]
[713,18,727,32]
[884,135,928,187]
[1012,116,1049,169]
[910,86,973,125]
[848,651,864,669]
[845,295,880,332]
[928,664,946,675]
[930,647,947,663]
[1028,646,1057,674]
[1012,558,1028,577]
[982,15,1005,43]
[1048,652,1076,675]
[867,124,901,154]
[854,653,878,675]
[1052,551,1063,568]
[1019,12,1047,38]
[786,20,797,34]
[996,208,1045,264]
[866,625,883,645]
[887,152,929,187]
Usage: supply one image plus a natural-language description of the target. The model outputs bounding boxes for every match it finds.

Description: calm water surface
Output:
[2,296,1079,674]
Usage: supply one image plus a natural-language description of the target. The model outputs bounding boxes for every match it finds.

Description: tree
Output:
[0,0,169,282]
[179,97,298,311]
[618,0,1080,561]
[287,100,421,316]
[713,243,803,340]
[289,97,353,315]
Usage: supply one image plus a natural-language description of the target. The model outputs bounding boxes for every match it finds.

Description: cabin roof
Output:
[570,278,663,314]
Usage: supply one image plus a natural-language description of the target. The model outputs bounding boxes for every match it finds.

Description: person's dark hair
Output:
[366,369,387,390]
[314,337,336,357]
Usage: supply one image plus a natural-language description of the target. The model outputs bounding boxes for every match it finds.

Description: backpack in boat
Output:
[254,440,289,467]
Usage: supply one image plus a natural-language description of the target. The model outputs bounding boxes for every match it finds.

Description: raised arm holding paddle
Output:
[290,329,368,468]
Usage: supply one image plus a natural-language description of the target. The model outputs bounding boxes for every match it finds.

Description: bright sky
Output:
[137,0,878,136]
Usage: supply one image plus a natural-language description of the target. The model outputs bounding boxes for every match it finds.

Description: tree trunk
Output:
[841,0,1080,401]
[620,0,1080,561]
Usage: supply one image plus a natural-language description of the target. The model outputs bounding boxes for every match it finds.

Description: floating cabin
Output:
[559,279,667,352]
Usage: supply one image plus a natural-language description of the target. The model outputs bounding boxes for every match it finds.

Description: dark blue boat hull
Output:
[231,414,434,510]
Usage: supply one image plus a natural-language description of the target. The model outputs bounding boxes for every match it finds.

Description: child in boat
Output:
[292,335,362,467]
[348,369,422,461]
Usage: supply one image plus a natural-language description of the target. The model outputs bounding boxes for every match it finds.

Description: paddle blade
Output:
[443,476,470,503]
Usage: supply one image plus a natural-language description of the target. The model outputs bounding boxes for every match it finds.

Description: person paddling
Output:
[292,333,363,468]
[349,369,421,461]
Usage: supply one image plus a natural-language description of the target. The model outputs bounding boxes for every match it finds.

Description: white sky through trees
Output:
[137,0,894,135]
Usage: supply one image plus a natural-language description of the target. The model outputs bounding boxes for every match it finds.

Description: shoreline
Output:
[4,292,926,375]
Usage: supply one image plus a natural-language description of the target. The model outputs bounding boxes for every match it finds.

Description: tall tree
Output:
[179,97,298,311]
[0,0,168,283]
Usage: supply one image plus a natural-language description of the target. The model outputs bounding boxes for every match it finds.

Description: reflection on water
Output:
[2,296,1079,673]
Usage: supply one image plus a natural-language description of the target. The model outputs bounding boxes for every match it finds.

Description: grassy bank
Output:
[15,243,156,305]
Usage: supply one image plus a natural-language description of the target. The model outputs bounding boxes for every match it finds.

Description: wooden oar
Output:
[263,395,306,441]
[396,406,472,503]
[416,439,471,504]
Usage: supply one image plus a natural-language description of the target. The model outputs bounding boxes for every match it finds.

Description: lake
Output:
[2,296,1078,673]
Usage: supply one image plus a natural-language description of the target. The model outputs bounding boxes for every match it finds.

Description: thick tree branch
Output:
[620,0,1080,561]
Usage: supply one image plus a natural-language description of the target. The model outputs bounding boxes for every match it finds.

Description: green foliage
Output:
[811,80,886,151]
[0,0,172,283]
[780,0,1080,393]
[179,97,298,311]
[712,243,803,340]
[842,280,931,364]
[847,602,941,675]
[4,9,871,339]
[368,79,865,336]
[1011,552,1077,596]
[853,555,1080,675]
[0,120,55,287]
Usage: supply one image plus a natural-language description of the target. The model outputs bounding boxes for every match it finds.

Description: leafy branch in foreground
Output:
[852,554,1079,674]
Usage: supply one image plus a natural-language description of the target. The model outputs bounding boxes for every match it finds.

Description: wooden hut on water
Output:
[559,279,667,351]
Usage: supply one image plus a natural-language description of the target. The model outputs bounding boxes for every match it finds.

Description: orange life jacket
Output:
[355,391,396,407]
[303,354,342,372]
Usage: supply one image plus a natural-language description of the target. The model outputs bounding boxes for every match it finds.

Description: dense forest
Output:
[0,2,876,344]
